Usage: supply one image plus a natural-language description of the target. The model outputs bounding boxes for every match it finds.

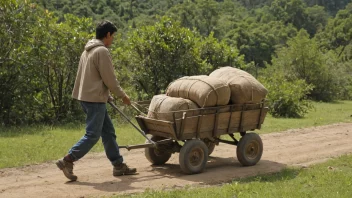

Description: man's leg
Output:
[101,110,123,165]
[101,110,136,176]
[56,102,106,181]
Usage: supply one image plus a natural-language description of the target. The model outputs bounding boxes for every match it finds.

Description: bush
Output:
[260,71,314,118]
[336,61,352,100]
[0,1,93,125]
[272,30,341,102]
[113,17,243,100]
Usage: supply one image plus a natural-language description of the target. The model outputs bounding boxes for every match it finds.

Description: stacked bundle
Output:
[147,67,267,121]
[209,67,267,104]
[147,94,198,121]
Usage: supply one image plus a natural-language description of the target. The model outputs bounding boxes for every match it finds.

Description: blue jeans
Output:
[68,101,123,165]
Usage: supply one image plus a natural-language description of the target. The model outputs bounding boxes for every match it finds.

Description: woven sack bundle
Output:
[147,94,199,121]
[210,66,267,104]
[166,76,230,107]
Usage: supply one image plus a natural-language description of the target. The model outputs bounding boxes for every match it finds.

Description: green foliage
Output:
[0,0,35,125]
[114,17,243,99]
[260,70,313,118]
[273,30,342,102]
[336,60,352,100]
[116,17,204,99]
[224,20,297,67]
[267,0,328,37]
[28,13,94,122]
[316,3,352,57]
[304,5,329,36]
[0,0,94,125]
[199,32,245,71]
[269,0,308,29]
[304,0,351,16]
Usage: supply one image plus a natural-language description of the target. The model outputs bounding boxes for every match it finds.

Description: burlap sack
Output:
[209,66,268,104]
[147,94,199,121]
[166,76,231,107]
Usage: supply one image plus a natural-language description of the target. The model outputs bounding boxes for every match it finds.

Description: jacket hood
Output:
[84,39,105,51]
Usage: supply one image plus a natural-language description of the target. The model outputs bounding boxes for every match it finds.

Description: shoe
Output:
[56,159,78,181]
[113,163,137,176]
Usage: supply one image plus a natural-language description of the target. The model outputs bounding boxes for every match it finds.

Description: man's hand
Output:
[108,95,114,102]
[122,95,131,105]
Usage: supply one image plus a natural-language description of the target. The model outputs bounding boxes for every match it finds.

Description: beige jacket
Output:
[72,39,126,103]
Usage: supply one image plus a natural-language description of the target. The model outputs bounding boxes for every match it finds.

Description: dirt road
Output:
[1,123,351,198]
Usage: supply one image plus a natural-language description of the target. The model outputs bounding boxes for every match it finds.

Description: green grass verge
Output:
[0,123,145,169]
[260,100,352,133]
[0,101,351,169]
[118,154,352,198]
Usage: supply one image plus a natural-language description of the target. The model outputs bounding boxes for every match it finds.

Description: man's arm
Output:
[96,47,128,101]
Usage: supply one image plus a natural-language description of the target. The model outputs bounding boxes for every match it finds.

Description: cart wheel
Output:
[179,139,208,174]
[145,136,172,165]
[236,133,263,166]
[202,138,216,156]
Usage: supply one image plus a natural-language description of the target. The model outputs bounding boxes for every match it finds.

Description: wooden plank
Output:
[226,105,234,134]
[242,108,268,126]
[179,112,187,139]
[143,106,269,141]
[135,116,149,134]
[148,130,177,140]
[138,116,176,138]
[213,109,220,136]
[180,131,214,140]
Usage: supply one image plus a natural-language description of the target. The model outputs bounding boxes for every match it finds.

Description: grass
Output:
[118,154,352,198]
[0,101,351,169]
[260,100,352,133]
[0,123,145,169]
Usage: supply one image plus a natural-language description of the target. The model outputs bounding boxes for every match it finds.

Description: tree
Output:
[304,5,329,36]
[304,0,351,16]
[0,1,94,125]
[199,32,245,71]
[316,3,352,57]
[113,17,243,99]
[272,30,341,101]
[260,69,313,118]
[224,20,297,67]
[29,13,94,121]
[0,0,36,124]
[195,0,219,36]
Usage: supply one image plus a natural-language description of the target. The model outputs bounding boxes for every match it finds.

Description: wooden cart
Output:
[126,101,269,174]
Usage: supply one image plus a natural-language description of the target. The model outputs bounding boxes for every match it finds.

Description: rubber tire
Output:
[179,139,208,174]
[236,133,263,166]
[145,136,172,165]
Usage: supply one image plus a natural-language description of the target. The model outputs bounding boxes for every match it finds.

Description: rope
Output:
[131,103,147,116]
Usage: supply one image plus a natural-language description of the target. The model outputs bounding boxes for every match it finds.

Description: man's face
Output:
[105,32,115,47]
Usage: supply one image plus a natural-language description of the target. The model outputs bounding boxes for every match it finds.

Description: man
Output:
[56,20,136,181]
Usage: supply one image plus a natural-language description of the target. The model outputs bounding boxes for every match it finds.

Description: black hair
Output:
[95,20,117,39]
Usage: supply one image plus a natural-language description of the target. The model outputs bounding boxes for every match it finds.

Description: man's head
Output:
[96,20,117,47]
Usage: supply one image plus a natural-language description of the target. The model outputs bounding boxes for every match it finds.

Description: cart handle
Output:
[130,103,147,116]
[108,101,155,146]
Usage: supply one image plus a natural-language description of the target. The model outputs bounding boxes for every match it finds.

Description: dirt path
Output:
[1,123,352,198]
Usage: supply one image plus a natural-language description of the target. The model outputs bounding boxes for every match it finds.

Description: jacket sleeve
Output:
[96,47,126,98]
